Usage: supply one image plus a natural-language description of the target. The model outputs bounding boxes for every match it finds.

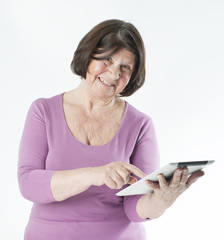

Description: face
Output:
[85,49,135,100]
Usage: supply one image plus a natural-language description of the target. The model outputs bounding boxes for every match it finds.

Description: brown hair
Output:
[70,19,146,97]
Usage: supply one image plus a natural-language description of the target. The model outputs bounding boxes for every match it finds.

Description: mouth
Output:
[98,77,115,87]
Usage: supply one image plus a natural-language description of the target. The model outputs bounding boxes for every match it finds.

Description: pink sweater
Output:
[18,92,160,240]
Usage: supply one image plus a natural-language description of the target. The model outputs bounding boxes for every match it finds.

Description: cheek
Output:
[115,76,130,93]
[88,62,105,76]
[120,73,131,87]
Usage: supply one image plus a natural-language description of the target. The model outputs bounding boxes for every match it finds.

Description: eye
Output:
[104,57,112,66]
[121,65,130,71]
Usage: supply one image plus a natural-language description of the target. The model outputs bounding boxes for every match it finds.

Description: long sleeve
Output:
[123,118,160,222]
[18,99,56,204]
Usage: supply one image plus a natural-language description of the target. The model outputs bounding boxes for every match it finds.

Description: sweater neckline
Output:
[60,92,129,148]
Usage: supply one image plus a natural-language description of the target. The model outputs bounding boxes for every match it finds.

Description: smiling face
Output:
[85,49,135,100]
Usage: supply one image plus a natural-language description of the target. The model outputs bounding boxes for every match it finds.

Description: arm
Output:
[18,100,56,204]
[51,162,146,201]
[123,118,160,222]
[123,117,204,221]
[50,168,92,201]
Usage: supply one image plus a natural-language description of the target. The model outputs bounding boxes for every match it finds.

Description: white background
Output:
[1,0,223,239]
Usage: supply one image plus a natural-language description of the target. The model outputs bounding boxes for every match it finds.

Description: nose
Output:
[109,65,121,80]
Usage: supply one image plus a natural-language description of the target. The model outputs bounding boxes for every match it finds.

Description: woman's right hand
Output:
[91,162,146,189]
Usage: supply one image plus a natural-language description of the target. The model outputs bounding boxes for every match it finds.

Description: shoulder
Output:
[124,102,158,146]
[31,92,63,109]
[125,101,152,127]
[32,92,62,105]
[29,92,63,118]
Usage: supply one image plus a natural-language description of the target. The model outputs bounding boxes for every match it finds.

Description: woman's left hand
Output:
[145,167,204,209]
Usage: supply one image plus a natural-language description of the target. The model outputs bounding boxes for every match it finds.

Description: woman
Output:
[18,19,204,240]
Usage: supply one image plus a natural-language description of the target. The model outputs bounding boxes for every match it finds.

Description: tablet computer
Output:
[116,160,215,196]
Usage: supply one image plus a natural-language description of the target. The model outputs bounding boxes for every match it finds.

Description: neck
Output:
[71,80,119,114]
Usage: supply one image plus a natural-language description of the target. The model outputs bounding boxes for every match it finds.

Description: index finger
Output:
[123,163,147,179]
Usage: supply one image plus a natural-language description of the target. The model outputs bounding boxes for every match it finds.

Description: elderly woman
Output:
[18,19,204,240]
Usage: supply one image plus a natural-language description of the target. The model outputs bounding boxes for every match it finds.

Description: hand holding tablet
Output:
[116,160,214,196]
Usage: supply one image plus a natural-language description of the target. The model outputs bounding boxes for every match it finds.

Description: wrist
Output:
[137,193,169,220]
[89,166,105,187]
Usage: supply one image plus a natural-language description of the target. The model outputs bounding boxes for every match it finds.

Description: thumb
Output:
[128,176,137,185]
[145,180,160,190]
